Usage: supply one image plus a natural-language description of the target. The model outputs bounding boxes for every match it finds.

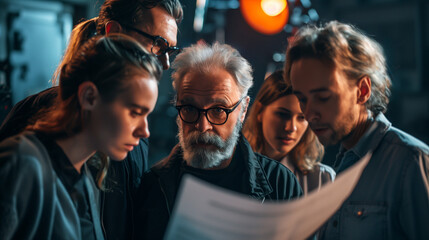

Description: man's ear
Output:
[105,20,123,35]
[240,96,251,123]
[357,76,371,105]
[78,81,99,111]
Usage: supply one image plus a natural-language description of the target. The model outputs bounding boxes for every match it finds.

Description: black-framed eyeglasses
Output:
[175,97,245,125]
[123,25,181,57]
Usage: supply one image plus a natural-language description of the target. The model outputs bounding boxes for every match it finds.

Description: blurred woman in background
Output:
[243,70,335,195]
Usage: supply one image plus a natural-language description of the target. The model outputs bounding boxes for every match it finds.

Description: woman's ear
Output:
[105,20,123,34]
[78,81,99,110]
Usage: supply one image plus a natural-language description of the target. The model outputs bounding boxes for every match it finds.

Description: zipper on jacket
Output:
[158,177,171,216]
[100,190,107,238]
[124,159,135,238]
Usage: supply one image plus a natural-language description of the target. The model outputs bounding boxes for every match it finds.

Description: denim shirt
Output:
[320,113,429,240]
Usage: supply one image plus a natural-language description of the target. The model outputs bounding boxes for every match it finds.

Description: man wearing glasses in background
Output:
[0,0,183,239]
[132,42,303,240]
[106,8,181,70]
[0,0,182,140]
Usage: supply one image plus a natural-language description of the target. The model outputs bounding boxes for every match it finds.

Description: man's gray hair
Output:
[171,42,253,97]
[284,21,391,115]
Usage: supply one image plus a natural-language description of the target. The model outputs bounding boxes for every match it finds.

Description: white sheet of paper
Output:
[164,152,372,240]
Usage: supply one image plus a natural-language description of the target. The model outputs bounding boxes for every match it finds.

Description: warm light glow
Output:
[261,0,286,16]
[240,0,289,35]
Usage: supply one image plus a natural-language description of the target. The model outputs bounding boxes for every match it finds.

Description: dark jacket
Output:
[0,133,100,240]
[0,87,149,240]
[133,134,303,240]
[100,138,148,240]
[0,87,58,142]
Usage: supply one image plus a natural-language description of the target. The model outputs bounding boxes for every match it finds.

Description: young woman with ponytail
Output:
[0,0,183,142]
[0,34,161,240]
[0,1,183,239]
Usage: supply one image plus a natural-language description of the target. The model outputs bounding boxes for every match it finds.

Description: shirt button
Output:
[333,220,338,227]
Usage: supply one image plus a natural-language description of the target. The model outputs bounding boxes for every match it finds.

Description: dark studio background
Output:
[0,0,428,167]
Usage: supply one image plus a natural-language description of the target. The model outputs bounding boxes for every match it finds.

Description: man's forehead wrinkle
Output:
[180,91,210,98]
[181,88,230,95]
[179,96,229,106]
[182,77,233,87]
[181,82,232,93]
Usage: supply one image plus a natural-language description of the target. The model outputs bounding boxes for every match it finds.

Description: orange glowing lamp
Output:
[240,0,289,35]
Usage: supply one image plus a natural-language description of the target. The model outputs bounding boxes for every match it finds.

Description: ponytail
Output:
[52,17,98,85]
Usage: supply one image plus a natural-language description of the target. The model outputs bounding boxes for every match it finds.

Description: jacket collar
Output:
[236,134,273,199]
[339,113,391,159]
[335,113,391,172]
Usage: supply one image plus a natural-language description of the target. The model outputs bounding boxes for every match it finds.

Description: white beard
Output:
[177,117,242,169]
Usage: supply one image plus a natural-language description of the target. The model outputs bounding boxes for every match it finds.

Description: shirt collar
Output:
[280,155,296,174]
[349,113,391,158]
[335,113,391,170]
[36,132,83,190]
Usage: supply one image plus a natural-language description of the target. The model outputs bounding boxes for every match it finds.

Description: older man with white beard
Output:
[133,43,303,240]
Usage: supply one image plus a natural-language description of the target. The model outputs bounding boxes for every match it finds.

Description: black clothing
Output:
[0,87,58,142]
[133,134,303,240]
[101,138,149,240]
[181,146,245,192]
[0,87,150,240]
